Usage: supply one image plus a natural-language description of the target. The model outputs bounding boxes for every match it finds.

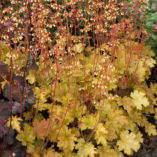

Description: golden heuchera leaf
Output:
[27,143,35,153]
[34,87,50,104]
[117,130,142,155]
[155,108,157,120]
[7,116,22,132]
[117,96,134,113]
[32,152,40,157]
[105,128,117,141]
[62,152,78,157]
[57,126,77,152]
[131,90,149,110]
[0,79,9,90]
[76,139,96,157]
[33,87,51,111]
[94,123,108,146]
[62,93,72,106]
[142,45,155,57]
[43,149,62,157]
[150,83,157,95]
[115,44,126,74]
[97,146,124,157]
[144,57,156,68]
[106,109,129,131]
[135,61,146,82]
[26,70,36,84]
[80,114,98,131]
[144,121,157,136]
[16,124,35,146]
[129,111,145,127]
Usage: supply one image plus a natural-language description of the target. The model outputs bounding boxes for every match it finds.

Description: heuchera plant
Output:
[0,0,157,157]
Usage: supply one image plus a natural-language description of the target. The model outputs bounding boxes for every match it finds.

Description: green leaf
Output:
[152,34,157,40]
[151,12,157,20]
